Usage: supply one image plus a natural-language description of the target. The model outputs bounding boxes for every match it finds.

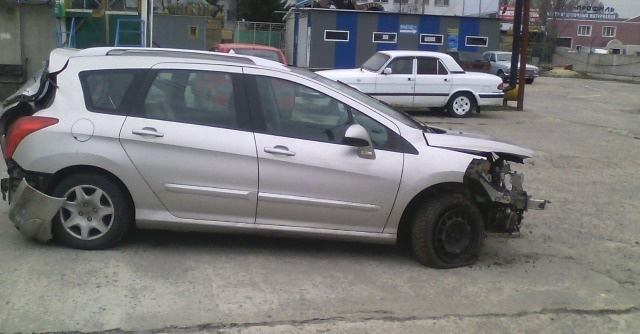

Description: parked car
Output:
[316,51,505,118]
[482,51,539,84]
[210,43,287,65]
[0,47,545,268]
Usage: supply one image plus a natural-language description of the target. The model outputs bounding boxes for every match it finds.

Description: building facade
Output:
[550,18,640,54]
[285,8,500,69]
[353,0,499,17]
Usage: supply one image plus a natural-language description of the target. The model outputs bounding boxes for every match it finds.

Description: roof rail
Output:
[106,48,255,64]
[71,47,255,65]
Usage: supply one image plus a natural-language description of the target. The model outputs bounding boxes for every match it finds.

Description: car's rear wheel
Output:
[51,173,133,249]
[525,78,535,84]
[447,92,476,118]
[410,193,485,268]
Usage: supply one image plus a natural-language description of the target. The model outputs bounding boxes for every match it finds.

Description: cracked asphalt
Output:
[0,77,639,333]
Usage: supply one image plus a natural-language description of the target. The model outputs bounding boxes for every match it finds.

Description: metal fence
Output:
[235,21,285,49]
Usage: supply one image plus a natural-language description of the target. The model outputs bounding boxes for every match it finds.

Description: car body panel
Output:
[483,51,539,79]
[1,47,544,249]
[211,43,287,65]
[317,50,504,110]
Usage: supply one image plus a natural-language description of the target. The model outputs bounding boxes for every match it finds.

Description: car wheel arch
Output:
[448,89,479,104]
[395,182,488,246]
[44,165,135,217]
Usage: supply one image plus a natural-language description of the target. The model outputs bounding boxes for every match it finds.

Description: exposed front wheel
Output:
[410,193,485,268]
[51,173,133,249]
[447,93,476,118]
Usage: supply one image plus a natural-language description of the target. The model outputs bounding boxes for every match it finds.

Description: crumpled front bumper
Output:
[4,178,65,242]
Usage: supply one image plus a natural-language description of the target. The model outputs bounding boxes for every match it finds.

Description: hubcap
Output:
[59,185,114,240]
[436,210,472,257]
[452,96,471,115]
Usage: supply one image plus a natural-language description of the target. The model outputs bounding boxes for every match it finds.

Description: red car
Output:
[210,43,287,65]
[211,43,293,113]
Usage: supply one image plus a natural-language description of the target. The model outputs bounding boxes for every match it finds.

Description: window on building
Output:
[373,32,397,43]
[394,0,409,3]
[602,26,616,37]
[577,25,592,36]
[557,37,572,48]
[324,30,349,42]
[465,36,488,47]
[434,0,449,6]
[420,34,443,45]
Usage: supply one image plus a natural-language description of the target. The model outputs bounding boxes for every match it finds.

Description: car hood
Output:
[424,130,533,163]
[495,61,539,71]
[316,68,376,81]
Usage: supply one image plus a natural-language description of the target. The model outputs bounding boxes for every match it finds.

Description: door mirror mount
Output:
[343,124,376,159]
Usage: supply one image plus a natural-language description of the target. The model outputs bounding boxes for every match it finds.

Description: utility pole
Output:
[517,0,530,111]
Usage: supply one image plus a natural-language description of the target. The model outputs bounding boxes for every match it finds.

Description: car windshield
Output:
[290,67,422,129]
[230,49,283,64]
[496,53,512,61]
[361,53,390,72]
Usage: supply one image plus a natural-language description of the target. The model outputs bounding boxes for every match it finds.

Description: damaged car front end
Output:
[464,156,547,234]
[424,129,547,235]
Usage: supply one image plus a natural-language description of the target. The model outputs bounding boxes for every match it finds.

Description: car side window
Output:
[417,58,448,75]
[387,57,413,75]
[490,54,496,62]
[351,109,390,149]
[253,76,352,144]
[80,70,143,114]
[142,69,239,129]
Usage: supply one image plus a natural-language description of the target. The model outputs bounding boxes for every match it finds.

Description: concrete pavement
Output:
[0,77,639,333]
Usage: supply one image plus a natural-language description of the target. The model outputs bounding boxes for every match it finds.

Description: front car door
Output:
[119,63,258,223]
[413,57,452,107]
[373,57,415,108]
[243,67,405,233]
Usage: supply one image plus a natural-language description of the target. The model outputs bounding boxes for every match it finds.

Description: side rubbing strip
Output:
[165,184,253,200]
[258,193,380,211]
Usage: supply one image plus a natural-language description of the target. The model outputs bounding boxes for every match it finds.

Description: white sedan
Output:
[317,50,505,117]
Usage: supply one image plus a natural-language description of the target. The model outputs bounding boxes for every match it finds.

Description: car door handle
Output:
[444,78,450,82]
[132,127,164,138]
[408,77,414,81]
[264,146,296,156]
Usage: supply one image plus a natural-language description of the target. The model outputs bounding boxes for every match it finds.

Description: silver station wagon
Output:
[0,48,545,268]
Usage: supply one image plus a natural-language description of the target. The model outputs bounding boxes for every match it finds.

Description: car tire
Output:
[525,78,534,84]
[410,193,485,268]
[497,70,506,82]
[447,92,476,118]
[51,173,133,250]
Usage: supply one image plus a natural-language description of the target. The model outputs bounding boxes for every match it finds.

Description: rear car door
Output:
[373,57,415,108]
[119,63,258,223]
[413,57,452,107]
[243,68,405,233]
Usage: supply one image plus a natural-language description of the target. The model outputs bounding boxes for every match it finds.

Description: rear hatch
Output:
[1,48,77,139]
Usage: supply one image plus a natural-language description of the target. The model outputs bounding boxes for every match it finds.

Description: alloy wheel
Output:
[59,185,115,240]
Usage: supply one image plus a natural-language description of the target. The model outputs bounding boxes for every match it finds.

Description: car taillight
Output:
[3,116,58,160]
[497,83,504,90]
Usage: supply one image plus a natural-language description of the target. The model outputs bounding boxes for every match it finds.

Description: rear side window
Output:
[417,58,448,75]
[138,69,247,130]
[80,70,144,114]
